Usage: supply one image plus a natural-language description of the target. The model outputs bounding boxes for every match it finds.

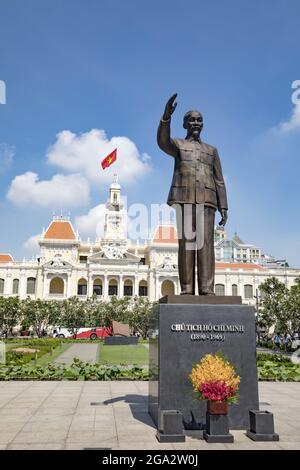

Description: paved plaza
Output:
[54,343,99,365]
[0,381,299,450]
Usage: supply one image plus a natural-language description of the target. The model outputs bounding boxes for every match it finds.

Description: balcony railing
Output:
[47,293,66,299]
[77,294,88,300]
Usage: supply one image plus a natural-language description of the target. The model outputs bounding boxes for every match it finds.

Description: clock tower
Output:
[103,174,126,241]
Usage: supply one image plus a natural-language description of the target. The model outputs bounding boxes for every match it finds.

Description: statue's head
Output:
[183,110,203,139]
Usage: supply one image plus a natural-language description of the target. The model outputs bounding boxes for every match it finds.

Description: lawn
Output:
[98,343,149,366]
[36,342,71,365]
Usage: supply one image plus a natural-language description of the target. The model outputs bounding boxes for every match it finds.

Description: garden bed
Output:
[257,352,300,381]
[4,339,68,365]
[1,346,299,382]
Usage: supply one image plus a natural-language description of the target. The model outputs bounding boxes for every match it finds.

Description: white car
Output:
[52,327,72,338]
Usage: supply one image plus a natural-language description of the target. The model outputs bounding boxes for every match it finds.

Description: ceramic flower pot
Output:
[20,330,30,337]
[207,400,228,415]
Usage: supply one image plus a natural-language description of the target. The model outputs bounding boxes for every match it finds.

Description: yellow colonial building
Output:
[0,180,299,306]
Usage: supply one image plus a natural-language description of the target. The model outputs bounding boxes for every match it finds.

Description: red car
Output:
[74,327,112,340]
[52,327,112,340]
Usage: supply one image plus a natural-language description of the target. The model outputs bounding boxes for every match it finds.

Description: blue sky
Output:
[0,0,300,265]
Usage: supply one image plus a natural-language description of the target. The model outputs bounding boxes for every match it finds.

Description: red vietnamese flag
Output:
[101,148,117,170]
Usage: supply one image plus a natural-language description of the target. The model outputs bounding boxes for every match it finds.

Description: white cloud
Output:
[75,204,106,239]
[23,234,41,254]
[46,129,151,186]
[275,103,300,133]
[6,128,150,212]
[7,172,90,209]
[0,143,14,172]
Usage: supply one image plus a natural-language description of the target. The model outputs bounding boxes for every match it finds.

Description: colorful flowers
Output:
[189,353,240,403]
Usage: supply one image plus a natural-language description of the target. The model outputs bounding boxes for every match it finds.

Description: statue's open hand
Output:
[219,209,228,227]
[163,93,178,120]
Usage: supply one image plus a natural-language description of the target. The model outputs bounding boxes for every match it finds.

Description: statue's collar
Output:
[185,136,201,143]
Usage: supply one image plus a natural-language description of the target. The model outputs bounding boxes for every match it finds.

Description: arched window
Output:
[0,278,4,294]
[139,280,148,297]
[244,284,253,299]
[124,279,133,296]
[109,279,118,296]
[27,277,36,295]
[161,280,175,296]
[12,279,19,295]
[232,284,238,296]
[77,278,87,296]
[93,279,103,296]
[215,284,225,296]
[49,277,64,295]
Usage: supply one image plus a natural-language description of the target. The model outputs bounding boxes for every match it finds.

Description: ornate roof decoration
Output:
[43,254,73,273]
[88,242,140,265]
[158,256,177,271]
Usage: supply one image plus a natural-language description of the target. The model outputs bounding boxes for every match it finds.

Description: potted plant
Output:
[20,318,31,337]
[189,352,240,415]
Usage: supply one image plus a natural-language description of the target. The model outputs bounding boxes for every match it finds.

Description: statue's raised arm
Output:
[162,93,178,121]
[157,93,179,157]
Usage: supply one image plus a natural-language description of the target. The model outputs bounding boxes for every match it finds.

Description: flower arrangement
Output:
[189,352,240,403]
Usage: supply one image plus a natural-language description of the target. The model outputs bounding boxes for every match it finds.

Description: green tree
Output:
[60,296,86,338]
[258,277,287,333]
[46,299,63,329]
[102,296,130,326]
[128,297,155,339]
[21,298,60,338]
[284,278,300,338]
[258,277,300,338]
[291,277,300,293]
[0,296,21,338]
[84,296,106,327]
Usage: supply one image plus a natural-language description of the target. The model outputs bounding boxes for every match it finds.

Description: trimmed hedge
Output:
[257,352,291,363]
[0,359,148,381]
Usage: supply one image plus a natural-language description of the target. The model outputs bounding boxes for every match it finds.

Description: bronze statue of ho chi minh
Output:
[157,93,228,296]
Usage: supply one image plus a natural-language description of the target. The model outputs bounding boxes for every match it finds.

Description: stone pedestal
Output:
[156,410,186,442]
[149,297,259,433]
[203,413,234,443]
[246,410,279,441]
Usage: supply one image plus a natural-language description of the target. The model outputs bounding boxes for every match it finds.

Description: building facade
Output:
[1,180,299,307]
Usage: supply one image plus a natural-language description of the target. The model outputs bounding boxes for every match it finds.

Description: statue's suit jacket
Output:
[157,119,228,211]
